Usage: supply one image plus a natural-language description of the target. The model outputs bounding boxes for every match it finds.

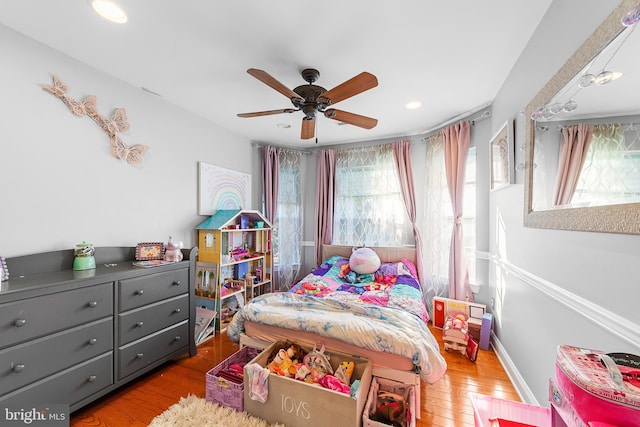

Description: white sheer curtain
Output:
[332,144,412,246]
[273,149,303,291]
[573,123,629,206]
[422,134,452,313]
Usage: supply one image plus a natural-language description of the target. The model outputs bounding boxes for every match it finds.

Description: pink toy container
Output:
[469,393,551,427]
[555,345,640,427]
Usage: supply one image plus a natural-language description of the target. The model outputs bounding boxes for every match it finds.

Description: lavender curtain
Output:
[553,124,594,206]
[262,145,279,222]
[392,140,424,283]
[442,121,473,302]
[315,149,336,265]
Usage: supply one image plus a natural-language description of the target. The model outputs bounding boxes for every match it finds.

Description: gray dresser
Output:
[0,246,197,412]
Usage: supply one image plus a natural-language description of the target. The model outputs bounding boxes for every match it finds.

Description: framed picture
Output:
[198,162,251,215]
[1,256,8,282]
[490,119,515,191]
[135,242,166,260]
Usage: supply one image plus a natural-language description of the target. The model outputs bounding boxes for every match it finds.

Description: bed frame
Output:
[238,244,423,416]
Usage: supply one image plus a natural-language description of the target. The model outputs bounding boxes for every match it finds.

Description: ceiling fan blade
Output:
[301,117,315,139]
[237,108,297,118]
[247,68,303,102]
[319,72,378,105]
[324,109,378,129]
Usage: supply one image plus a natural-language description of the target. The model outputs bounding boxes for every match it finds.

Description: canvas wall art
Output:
[198,162,251,215]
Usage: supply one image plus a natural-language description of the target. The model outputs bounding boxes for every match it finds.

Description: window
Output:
[423,137,476,296]
[332,144,412,246]
[463,147,477,284]
[573,123,640,206]
[272,149,303,290]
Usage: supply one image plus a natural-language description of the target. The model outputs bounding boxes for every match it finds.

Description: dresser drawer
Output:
[0,317,113,395]
[0,352,113,407]
[118,320,189,380]
[118,294,189,345]
[118,269,188,311]
[0,283,113,349]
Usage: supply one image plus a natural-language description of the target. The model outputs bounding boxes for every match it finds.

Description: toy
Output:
[339,263,374,284]
[442,313,469,356]
[266,341,307,378]
[268,348,295,376]
[349,247,380,275]
[302,344,333,383]
[164,237,183,262]
[335,360,355,385]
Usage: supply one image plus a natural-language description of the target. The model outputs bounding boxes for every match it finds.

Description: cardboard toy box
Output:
[244,342,373,427]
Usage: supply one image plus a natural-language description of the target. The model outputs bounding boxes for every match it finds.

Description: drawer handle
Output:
[135,289,144,295]
[87,375,97,383]
[172,280,181,286]
[174,335,181,341]
[12,364,25,373]
[14,319,27,327]
[136,321,144,328]
[173,308,181,314]
[136,353,144,359]
[88,301,98,308]
[88,338,97,345]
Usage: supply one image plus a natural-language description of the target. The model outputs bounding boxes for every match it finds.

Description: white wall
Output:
[0,24,254,258]
[488,0,640,404]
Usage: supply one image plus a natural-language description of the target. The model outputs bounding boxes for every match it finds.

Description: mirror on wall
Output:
[523,0,640,234]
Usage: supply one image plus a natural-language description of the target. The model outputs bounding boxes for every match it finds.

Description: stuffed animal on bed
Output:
[349,247,381,275]
[339,263,374,284]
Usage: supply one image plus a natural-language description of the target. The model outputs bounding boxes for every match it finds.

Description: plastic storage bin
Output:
[470,393,551,427]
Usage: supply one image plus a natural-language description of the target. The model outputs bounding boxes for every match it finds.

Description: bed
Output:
[226,245,447,395]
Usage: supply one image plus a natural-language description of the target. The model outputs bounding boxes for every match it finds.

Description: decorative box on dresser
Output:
[0,246,198,412]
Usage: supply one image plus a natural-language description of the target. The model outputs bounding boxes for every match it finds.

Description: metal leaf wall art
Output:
[43,75,148,164]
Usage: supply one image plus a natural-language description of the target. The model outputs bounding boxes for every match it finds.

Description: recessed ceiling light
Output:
[277,123,291,129]
[405,101,421,109]
[90,0,128,24]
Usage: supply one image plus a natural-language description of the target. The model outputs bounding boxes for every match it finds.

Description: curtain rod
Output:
[251,142,312,154]
[547,122,640,132]
[418,103,491,141]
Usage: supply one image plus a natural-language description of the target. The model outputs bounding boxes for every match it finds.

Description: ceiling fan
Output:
[237,68,378,140]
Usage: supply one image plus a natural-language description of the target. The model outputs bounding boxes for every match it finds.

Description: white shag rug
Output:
[148,395,286,427]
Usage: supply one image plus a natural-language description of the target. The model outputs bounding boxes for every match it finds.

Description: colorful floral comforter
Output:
[227,256,447,384]
[289,255,429,322]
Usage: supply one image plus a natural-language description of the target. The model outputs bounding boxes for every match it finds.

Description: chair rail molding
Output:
[489,253,640,348]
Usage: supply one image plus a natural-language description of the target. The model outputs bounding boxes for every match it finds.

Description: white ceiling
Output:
[0,1,554,147]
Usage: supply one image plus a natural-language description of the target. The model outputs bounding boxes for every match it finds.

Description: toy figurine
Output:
[443,313,469,356]
[164,237,183,262]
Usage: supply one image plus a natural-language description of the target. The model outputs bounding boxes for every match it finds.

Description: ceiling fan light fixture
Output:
[405,101,422,109]
[238,68,378,140]
[90,0,128,24]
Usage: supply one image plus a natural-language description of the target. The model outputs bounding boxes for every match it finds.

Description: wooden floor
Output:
[70,324,520,427]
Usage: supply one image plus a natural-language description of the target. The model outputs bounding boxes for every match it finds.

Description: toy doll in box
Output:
[443,313,469,355]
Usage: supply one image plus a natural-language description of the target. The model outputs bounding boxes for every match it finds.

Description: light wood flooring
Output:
[70,324,521,427]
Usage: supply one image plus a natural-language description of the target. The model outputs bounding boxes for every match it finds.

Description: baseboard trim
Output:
[483,252,640,405]
[490,332,540,405]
